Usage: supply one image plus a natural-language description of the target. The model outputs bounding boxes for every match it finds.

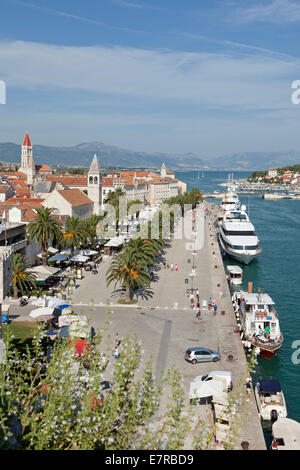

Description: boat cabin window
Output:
[245,245,258,250]
[245,305,251,312]
[257,305,264,310]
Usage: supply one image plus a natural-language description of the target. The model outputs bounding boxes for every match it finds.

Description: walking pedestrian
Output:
[113,346,119,359]
[196,289,200,299]
[175,264,178,271]
[195,307,201,319]
[115,332,121,346]
[213,304,218,314]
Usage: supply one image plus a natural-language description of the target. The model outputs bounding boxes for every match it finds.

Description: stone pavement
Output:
[9,202,266,449]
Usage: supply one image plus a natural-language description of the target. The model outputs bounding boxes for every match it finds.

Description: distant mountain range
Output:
[0,141,299,171]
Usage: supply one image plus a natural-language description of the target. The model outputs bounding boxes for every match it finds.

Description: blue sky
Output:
[1,0,300,158]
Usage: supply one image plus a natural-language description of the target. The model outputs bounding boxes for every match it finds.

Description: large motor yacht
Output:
[220,184,240,213]
[232,286,283,358]
[218,206,262,265]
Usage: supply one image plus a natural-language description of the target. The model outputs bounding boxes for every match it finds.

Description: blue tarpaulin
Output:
[259,379,281,393]
[58,304,71,310]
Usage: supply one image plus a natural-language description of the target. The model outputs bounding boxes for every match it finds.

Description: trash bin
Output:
[1,314,8,324]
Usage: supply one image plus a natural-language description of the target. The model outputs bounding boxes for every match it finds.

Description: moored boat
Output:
[271,418,300,450]
[226,265,243,285]
[232,285,283,358]
[255,379,287,421]
[218,207,262,265]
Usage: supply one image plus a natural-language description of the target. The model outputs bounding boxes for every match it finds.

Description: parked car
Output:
[192,371,232,391]
[185,347,221,364]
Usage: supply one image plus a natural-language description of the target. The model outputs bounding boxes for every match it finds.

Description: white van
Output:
[193,371,233,392]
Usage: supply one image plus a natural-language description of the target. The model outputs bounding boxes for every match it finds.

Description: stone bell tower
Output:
[87,153,102,215]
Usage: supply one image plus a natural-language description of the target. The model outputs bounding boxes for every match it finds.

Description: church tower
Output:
[20,132,35,185]
[88,153,102,215]
[160,162,167,178]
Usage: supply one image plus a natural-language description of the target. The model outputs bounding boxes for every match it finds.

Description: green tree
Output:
[12,254,36,298]
[106,246,150,302]
[60,217,87,256]
[27,208,62,266]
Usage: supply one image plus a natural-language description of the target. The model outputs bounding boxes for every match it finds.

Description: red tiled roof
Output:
[46,175,87,186]
[35,164,52,172]
[23,132,32,147]
[57,189,93,207]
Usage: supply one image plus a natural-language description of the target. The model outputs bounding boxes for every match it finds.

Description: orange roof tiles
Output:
[46,175,87,186]
[57,189,93,207]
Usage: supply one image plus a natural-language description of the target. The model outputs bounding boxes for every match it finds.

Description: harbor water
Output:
[176,170,300,446]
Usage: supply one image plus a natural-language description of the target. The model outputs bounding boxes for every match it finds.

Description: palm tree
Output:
[12,253,36,298]
[106,246,150,302]
[81,215,102,249]
[127,238,162,267]
[60,217,87,255]
[27,208,62,266]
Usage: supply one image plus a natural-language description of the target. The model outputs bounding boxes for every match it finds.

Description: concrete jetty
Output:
[262,192,300,200]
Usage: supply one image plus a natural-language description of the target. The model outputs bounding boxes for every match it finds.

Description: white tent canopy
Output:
[60,249,80,255]
[69,255,89,262]
[29,307,54,318]
[36,247,59,259]
[190,380,223,399]
[78,249,98,256]
[27,265,60,282]
[105,236,125,247]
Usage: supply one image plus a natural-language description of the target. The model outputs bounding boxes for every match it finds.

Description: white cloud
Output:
[0,40,299,111]
[232,0,300,24]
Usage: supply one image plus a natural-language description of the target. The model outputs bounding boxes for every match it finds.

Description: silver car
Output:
[185,347,221,364]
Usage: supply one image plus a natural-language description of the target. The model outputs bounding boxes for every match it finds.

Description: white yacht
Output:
[232,287,283,358]
[220,184,240,213]
[255,379,287,421]
[271,418,300,450]
[226,265,243,285]
[218,206,262,264]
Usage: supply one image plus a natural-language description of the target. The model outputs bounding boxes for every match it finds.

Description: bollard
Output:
[228,354,233,361]
[221,310,225,315]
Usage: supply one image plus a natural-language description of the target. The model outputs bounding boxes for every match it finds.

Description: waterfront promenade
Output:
[10,201,266,449]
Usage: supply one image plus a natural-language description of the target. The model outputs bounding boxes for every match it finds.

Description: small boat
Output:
[255,379,287,421]
[271,418,300,450]
[226,265,243,285]
[232,286,283,358]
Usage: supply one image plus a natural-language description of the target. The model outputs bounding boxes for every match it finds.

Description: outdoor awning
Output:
[28,265,61,285]
[105,236,125,247]
[29,307,54,318]
[45,297,66,308]
[79,249,98,256]
[36,247,59,258]
[60,249,80,255]
[48,253,68,262]
[190,380,223,399]
[69,255,89,262]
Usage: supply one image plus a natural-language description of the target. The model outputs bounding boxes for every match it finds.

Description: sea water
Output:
[176,170,300,446]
